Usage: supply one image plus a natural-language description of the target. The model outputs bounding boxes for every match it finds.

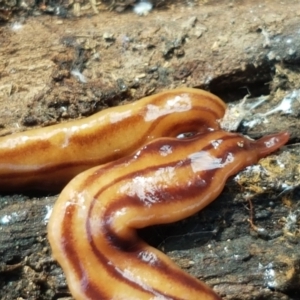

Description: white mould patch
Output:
[258,262,278,289]
[71,69,87,83]
[233,165,267,182]
[1,214,12,224]
[220,95,268,131]
[10,22,23,31]
[279,183,294,193]
[220,89,300,131]
[265,268,277,289]
[261,28,271,48]
[261,89,299,117]
[283,210,300,233]
[44,205,53,224]
[242,116,266,129]
[0,211,27,225]
[274,158,285,169]
[133,0,153,16]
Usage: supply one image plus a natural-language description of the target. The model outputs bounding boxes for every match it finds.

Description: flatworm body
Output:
[0,88,225,192]
[48,130,289,300]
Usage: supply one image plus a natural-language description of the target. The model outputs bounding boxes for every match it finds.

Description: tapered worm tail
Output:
[0,88,225,192]
[48,130,289,300]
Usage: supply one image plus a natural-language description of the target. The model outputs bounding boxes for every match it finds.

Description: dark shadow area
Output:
[207,63,273,103]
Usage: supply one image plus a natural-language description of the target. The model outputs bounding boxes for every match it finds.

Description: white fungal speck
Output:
[221,89,300,130]
[11,22,23,31]
[276,159,285,168]
[0,211,26,225]
[261,89,299,117]
[261,28,271,47]
[242,118,262,128]
[220,95,268,131]
[0,215,11,224]
[265,263,277,288]
[234,165,267,182]
[288,48,296,56]
[265,268,277,288]
[71,69,87,83]
[258,262,278,289]
[44,205,53,223]
[284,210,300,233]
[133,0,153,16]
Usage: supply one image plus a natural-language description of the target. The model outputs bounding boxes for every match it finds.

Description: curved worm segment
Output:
[0,88,226,192]
[48,130,288,300]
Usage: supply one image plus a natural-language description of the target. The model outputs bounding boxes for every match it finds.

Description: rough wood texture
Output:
[0,1,300,299]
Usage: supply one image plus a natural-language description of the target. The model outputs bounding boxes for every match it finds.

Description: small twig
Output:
[246,196,269,238]
[247,196,259,231]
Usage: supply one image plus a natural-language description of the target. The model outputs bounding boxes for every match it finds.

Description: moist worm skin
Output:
[0,88,226,192]
[48,130,289,300]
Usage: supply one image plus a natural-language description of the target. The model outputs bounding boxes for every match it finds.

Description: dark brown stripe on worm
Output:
[61,203,110,300]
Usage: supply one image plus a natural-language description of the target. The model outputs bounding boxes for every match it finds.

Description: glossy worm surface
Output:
[0,88,225,192]
[48,130,289,300]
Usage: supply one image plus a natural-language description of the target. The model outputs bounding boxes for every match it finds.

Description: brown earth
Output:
[0,0,300,299]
